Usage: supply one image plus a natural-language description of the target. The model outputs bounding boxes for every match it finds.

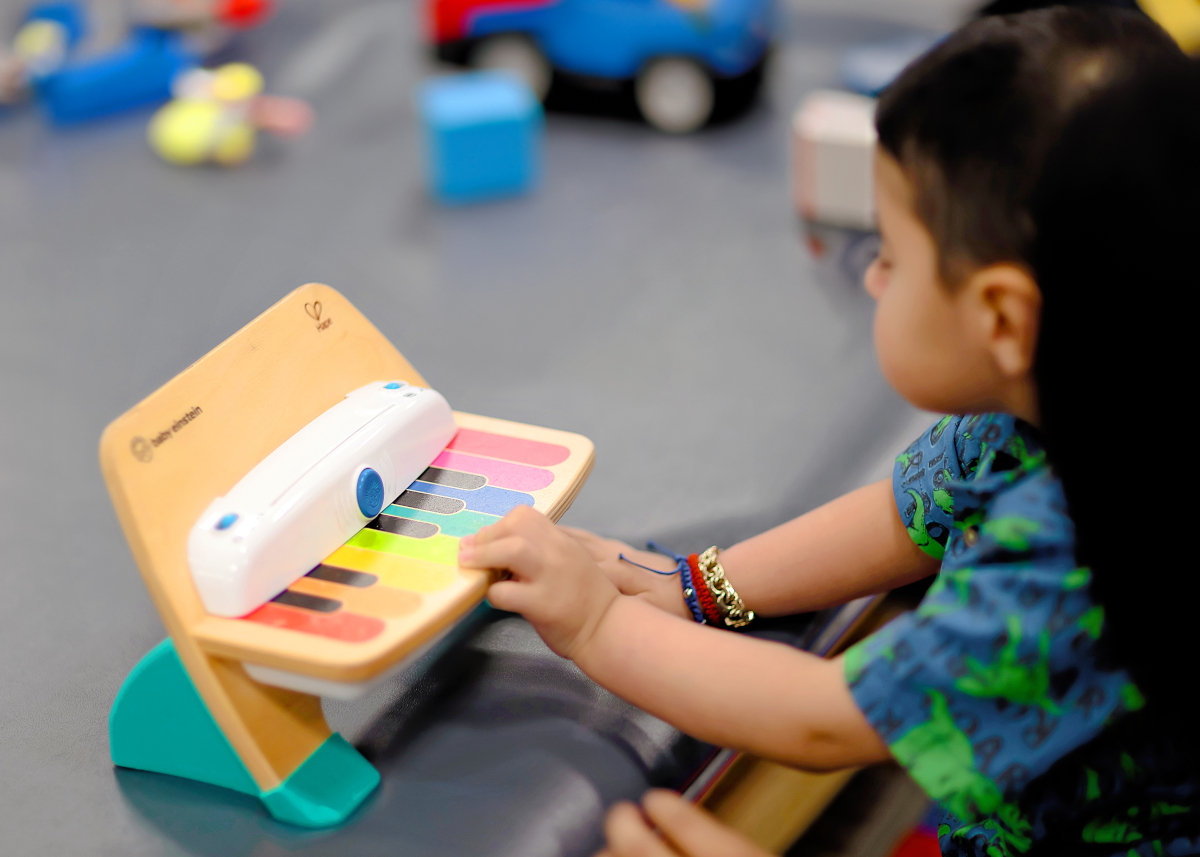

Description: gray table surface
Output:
[0,0,952,853]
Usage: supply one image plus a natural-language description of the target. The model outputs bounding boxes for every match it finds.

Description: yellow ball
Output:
[211,63,264,102]
[214,123,257,166]
[13,20,64,61]
[147,100,222,165]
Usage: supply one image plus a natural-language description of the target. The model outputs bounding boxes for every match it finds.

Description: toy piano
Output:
[100,284,594,827]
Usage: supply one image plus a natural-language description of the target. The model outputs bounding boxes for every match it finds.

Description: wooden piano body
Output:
[100,284,594,826]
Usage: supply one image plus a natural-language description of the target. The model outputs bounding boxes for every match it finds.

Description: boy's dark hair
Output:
[876,7,1182,285]
[1033,62,1200,761]
[977,0,1144,18]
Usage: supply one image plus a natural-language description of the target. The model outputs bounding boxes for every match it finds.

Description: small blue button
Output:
[356,468,385,518]
[215,513,239,530]
[384,382,402,390]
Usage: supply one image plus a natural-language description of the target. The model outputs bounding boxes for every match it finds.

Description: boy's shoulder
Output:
[896,412,1062,562]
[896,412,1037,487]
[944,414,1070,569]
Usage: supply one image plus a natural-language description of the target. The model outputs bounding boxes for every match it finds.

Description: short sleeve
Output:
[844,469,1141,848]
[893,415,965,560]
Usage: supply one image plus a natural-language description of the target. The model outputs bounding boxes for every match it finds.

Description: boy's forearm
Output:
[572,596,890,771]
[719,479,937,616]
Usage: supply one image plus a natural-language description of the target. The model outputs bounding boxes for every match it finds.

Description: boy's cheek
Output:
[872,305,907,391]
[873,295,937,407]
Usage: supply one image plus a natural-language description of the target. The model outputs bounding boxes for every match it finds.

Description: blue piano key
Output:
[394,480,534,516]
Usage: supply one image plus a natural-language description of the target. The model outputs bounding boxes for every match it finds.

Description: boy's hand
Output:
[597,790,771,857]
[458,507,621,660]
[558,527,691,621]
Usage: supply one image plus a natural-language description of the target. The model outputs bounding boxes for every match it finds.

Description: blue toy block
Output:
[31,27,197,125]
[109,639,380,828]
[417,72,543,204]
[25,1,88,49]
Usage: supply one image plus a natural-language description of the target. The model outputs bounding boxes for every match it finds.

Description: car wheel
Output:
[635,58,715,134]
[469,35,552,101]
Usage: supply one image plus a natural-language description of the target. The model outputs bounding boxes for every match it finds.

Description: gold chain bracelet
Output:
[697,546,755,628]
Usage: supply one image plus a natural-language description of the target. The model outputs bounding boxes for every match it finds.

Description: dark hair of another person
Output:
[875,7,1181,285]
[1033,62,1200,757]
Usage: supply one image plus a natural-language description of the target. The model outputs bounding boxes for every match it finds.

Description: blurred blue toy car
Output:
[427,0,774,132]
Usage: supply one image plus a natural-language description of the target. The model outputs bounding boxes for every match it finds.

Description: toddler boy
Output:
[461,9,1191,857]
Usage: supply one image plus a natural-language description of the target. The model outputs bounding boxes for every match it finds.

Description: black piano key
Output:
[390,490,465,515]
[366,515,439,539]
[417,467,487,491]
[272,590,342,613]
[306,565,378,588]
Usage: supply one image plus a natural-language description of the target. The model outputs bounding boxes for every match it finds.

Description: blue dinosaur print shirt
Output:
[844,414,1200,857]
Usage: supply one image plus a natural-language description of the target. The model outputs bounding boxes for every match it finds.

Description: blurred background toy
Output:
[147,61,312,166]
[1,0,275,123]
[426,0,774,133]
[0,1,87,104]
[791,89,877,231]
[33,25,198,124]
[1139,0,1200,53]
[417,71,543,203]
[791,89,880,298]
[131,0,274,54]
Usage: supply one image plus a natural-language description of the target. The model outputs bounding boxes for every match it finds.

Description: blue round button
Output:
[215,513,239,530]
[384,382,402,390]
[356,468,385,518]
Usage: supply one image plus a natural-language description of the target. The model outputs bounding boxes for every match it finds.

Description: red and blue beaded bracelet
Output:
[618,541,708,624]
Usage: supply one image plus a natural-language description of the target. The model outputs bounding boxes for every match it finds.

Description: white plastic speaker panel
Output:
[187,381,457,617]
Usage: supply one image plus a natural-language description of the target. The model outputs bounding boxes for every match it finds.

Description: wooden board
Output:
[99,283,594,790]
[695,596,891,853]
[707,758,857,854]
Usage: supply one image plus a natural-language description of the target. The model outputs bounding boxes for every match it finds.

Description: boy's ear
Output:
[961,264,1042,380]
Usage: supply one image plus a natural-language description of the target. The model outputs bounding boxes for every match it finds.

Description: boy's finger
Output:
[465,516,516,548]
[557,525,594,539]
[604,801,678,857]
[641,791,765,857]
[558,525,624,549]
[558,526,606,549]
[459,535,538,573]
[484,580,528,614]
[465,506,545,548]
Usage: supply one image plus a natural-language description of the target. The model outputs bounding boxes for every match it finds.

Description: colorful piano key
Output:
[446,428,570,466]
[430,450,554,491]
[402,482,533,516]
[235,428,564,644]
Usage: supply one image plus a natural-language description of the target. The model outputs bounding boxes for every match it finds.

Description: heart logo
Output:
[304,301,322,321]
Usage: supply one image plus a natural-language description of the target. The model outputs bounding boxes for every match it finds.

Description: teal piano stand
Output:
[109,640,379,827]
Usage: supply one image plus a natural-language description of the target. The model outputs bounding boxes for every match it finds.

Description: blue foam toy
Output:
[31,27,197,125]
[417,72,544,204]
[109,639,379,828]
